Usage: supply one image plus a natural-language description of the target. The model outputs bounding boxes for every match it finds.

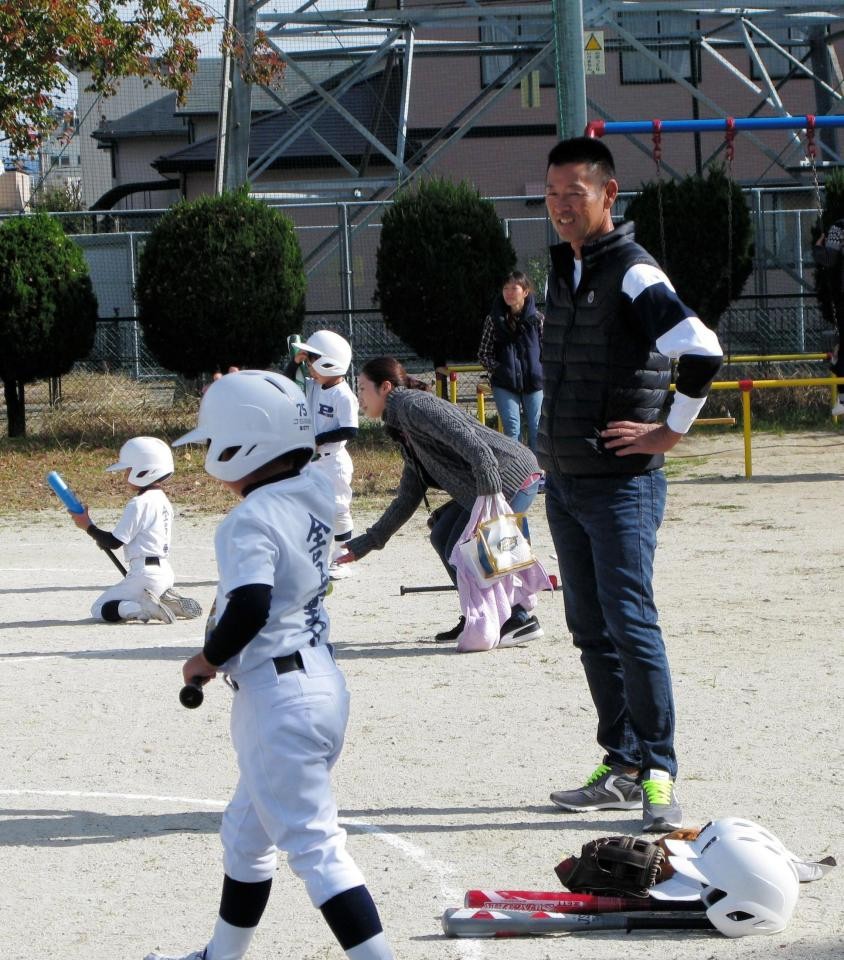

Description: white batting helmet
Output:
[660,818,824,883]
[106,437,174,486]
[668,829,799,937]
[172,370,314,482]
[295,330,352,376]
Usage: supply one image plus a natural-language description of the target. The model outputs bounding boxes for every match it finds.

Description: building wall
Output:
[0,171,31,212]
[108,138,186,209]
[76,73,171,208]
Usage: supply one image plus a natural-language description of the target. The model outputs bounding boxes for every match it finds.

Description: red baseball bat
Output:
[464,889,702,912]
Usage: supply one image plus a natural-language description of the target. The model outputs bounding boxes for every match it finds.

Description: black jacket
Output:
[487,293,544,394]
[537,223,671,477]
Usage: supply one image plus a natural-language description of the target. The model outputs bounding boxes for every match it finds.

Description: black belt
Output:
[273,650,304,674]
[144,557,161,566]
[230,651,303,691]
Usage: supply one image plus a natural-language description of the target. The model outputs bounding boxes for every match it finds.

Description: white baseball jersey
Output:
[112,488,172,562]
[211,467,368,908]
[212,469,334,677]
[304,378,358,451]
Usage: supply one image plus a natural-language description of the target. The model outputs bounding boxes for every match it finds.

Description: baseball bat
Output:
[442,907,713,938]
[47,470,129,574]
[464,890,703,913]
[46,470,84,513]
[400,575,561,596]
[179,676,206,709]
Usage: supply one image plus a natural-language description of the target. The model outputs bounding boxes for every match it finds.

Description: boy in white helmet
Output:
[145,370,395,960]
[286,330,359,579]
[70,436,177,624]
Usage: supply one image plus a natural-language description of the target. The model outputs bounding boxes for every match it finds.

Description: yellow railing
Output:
[708,376,843,477]
[436,363,843,479]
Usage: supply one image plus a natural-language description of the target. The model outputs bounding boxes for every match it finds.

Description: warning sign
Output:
[584,30,605,76]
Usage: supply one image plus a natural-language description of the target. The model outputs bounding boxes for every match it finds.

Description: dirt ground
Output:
[1,431,842,960]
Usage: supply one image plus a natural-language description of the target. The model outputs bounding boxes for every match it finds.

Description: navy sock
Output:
[101,600,122,622]
[218,874,272,929]
[320,885,383,950]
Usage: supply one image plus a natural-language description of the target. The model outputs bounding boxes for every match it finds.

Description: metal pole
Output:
[129,233,140,379]
[216,0,255,193]
[338,203,355,376]
[689,38,702,176]
[590,115,844,136]
[796,211,805,351]
[395,27,415,169]
[214,0,236,195]
[551,0,587,139]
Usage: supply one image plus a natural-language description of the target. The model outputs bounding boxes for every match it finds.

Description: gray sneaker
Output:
[641,768,682,832]
[160,588,203,619]
[550,763,642,811]
[141,588,177,625]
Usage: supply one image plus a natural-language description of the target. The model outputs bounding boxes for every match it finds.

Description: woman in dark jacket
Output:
[336,356,544,646]
[478,271,544,451]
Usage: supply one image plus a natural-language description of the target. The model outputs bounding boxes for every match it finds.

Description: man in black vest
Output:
[538,137,723,832]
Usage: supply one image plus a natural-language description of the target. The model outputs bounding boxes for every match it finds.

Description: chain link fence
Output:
[1,192,839,436]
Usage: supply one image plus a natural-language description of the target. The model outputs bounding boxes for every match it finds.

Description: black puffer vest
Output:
[537,223,671,477]
[488,293,544,394]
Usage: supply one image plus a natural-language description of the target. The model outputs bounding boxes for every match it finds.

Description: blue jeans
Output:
[493,386,543,452]
[544,470,676,777]
[429,477,541,626]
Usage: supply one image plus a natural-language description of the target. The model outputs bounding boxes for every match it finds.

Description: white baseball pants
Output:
[309,449,354,537]
[221,645,365,907]
[90,557,174,620]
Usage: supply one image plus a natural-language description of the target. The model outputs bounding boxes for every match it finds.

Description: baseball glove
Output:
[554,835,666,898]
[655,826,702,880]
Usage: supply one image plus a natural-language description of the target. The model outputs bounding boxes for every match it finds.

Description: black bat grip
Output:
[179,676,206,709]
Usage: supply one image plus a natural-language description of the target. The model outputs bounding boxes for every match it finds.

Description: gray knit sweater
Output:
[346,387,538,559]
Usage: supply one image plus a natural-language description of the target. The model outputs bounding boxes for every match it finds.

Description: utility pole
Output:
[551,0,587,139]
[215,0,256,194]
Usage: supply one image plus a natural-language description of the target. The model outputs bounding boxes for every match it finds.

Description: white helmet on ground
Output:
[294,330,352,376]
[661,817,829,883]
[668,829,800,937]
[172,370,314,482]
[106,437,174,486]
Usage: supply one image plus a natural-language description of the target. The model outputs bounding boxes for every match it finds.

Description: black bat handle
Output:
[179,676,206,709]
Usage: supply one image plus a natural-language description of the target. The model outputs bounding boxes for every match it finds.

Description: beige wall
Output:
[76,73,171,208]
[0,171,31,213]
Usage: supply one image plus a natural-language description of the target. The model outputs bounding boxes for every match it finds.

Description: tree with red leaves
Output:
[0,1,288,154]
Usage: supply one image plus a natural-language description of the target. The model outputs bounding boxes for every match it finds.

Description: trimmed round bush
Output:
[0,213,98,436]
[624,166,753,329]
[375,179,516,365]
[136,187,306,377]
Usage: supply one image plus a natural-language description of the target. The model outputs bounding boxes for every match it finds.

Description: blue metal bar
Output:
[587,115,844,136]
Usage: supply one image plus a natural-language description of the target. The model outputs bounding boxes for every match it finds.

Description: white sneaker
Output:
[140,588,177,624]
[144,950,206,960]
[831,400,844,416]
[328,561,354,581]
